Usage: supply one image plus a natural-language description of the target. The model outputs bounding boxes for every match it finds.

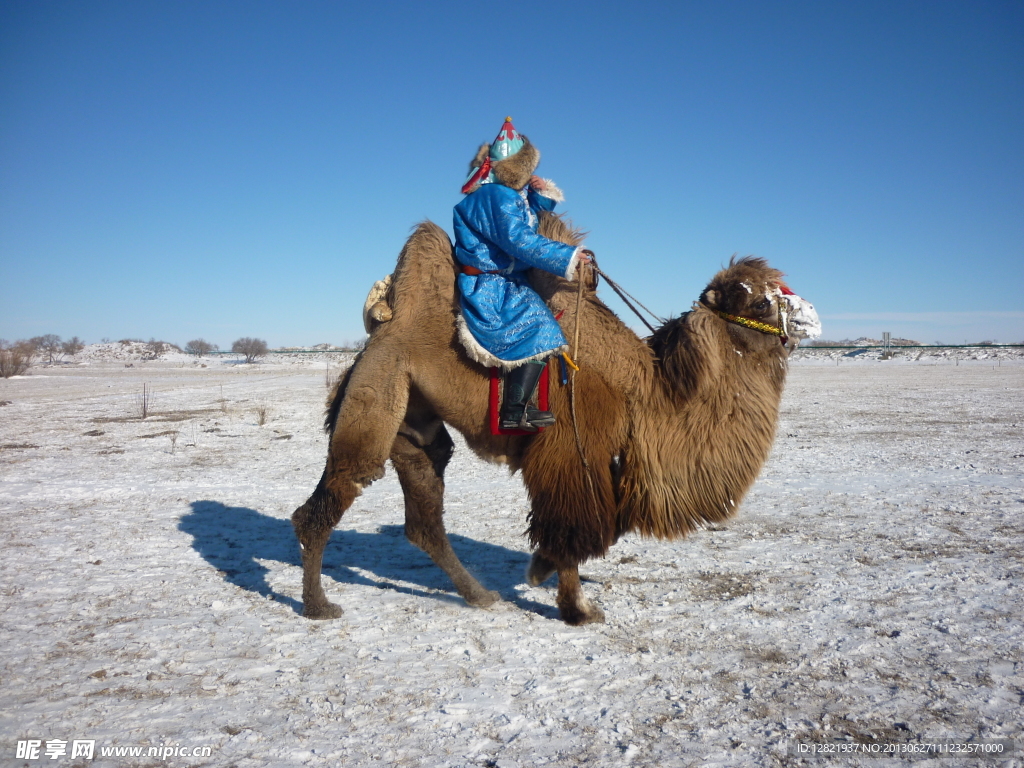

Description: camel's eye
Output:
[753,298,771,313]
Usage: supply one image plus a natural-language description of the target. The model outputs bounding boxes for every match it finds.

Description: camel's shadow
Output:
[179,501,558,618]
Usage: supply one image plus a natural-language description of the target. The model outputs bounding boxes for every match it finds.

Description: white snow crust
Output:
[1,351,1022,767]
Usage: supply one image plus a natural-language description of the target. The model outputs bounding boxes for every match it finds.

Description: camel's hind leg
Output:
[390,422,500,608]
[291,470,357,619]
[292,350,410,619]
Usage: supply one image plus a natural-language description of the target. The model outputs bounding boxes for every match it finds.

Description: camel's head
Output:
[700,257,820,348]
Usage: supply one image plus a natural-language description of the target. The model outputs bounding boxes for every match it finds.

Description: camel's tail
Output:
[324,359,357,435]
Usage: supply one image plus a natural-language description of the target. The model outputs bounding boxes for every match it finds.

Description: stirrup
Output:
[500,408,556,431]
[525,409,556,428]
[500,362,552,431]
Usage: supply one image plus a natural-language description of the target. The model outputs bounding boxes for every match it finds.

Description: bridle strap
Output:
[700,301,787,343]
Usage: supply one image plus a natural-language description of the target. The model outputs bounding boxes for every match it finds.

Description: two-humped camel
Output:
[292,212,818,624]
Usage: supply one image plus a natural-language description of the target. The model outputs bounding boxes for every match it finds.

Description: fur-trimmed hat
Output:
[462,117,541,194]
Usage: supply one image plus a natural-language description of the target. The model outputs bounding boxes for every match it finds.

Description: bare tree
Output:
[231,337,268,363]
[30,334,63,363]
[0,339,35,378]
[184,339,217,357]
[61,337,85,357]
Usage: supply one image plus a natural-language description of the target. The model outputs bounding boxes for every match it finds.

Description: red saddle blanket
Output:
[489,365,550,436]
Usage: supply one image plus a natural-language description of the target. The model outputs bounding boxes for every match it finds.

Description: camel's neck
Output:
[618,308,788,539]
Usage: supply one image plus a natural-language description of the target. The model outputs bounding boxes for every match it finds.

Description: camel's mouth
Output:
[776,287,821,341]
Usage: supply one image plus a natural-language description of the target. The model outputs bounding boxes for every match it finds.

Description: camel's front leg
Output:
[528,550,605,624]
[555,563,605,625]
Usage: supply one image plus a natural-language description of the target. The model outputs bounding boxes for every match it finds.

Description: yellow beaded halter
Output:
[699,294,788,342]
[709,308,784,337]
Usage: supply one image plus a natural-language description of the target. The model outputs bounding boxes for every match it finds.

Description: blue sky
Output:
[2,0,1022,347]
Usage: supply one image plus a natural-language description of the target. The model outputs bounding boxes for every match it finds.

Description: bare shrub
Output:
[145,339,168,359]
[0,340,35,378]
[255,403,270,426]
[184,339,216,357]
[325,363,341,391]
[231,337,268,364]
[138,339,182,360]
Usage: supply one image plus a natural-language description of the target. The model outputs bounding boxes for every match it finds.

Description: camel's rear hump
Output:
[385,221,460,325]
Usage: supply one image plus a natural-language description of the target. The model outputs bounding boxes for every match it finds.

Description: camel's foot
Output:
[302,598,344,620]
[526,552,558,586]
[464,588,502,609]
[559,599,605,626]
[556,567,606,625]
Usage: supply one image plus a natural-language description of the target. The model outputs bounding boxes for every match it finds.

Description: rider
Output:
[453,117,591,431]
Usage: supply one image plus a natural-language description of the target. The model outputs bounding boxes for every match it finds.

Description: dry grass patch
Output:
[690,571,761,601]
[92,408,222,425]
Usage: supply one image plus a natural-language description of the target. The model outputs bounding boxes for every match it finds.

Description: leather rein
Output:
[467,256,789,344]
[576,261,791,345]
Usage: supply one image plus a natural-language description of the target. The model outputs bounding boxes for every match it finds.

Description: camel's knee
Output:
[526,552,558,586]
[291,477,357,545]
[292,504,331,552]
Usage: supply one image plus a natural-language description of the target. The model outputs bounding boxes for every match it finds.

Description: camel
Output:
[291,213,819,625]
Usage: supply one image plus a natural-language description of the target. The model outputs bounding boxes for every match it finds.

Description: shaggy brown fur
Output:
[292,214,794,625]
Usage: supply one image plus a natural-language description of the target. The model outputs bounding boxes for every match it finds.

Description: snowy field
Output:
[1,351,1022,767]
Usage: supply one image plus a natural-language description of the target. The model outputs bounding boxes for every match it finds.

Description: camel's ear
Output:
[702,289,718,309]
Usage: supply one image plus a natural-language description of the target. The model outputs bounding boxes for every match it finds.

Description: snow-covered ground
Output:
[1,351,1021,767]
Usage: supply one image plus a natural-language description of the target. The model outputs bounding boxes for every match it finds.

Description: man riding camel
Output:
[454,117,592,431]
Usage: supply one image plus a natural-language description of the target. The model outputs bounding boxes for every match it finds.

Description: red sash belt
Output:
[461,265,499,276]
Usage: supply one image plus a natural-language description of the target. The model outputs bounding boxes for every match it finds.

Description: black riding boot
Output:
[500,361,556,431]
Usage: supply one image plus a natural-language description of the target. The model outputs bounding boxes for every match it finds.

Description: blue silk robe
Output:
[453,183,579,367]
